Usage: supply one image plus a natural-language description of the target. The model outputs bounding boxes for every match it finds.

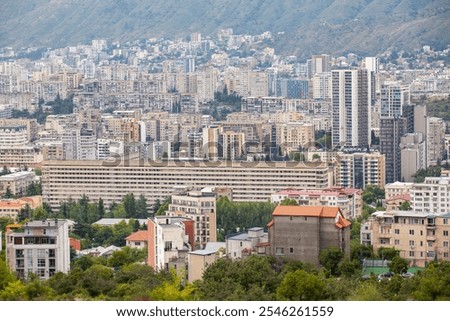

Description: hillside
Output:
[1,0,449,58]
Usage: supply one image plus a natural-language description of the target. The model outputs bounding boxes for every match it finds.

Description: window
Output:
[134,242,141,246]
[394,229,400,234]
[409,240,415,246]
[27,258,33,268]
[444,219,448,225]
[164,241,172,251]
[37,249,45,257]
[409,251,414,257]
[37,259,46,267]
[275,247,285,255]
[290,247,294,254]
[409,230,414,235]
[395,240,400,245]
[444,253,449,258]
[444,241,449,247]
[444,230,449,236]
[37,269,45,278]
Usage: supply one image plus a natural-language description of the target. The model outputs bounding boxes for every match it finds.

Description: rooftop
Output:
[272,205,341,218]
[125,230,149,241]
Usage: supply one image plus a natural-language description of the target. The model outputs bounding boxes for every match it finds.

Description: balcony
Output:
[426,234,436,242]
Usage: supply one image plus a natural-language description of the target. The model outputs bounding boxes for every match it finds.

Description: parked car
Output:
[401,272,414,278]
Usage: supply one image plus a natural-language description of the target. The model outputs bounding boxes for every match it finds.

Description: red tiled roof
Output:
[336,215,351,228]
[125,230,149,241]
[272,205,340,218]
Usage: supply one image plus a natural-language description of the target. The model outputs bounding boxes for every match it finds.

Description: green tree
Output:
[399,201,412,211]
[136,195,148,218]
[412,166,441,183]
[280,198,298,206]
[78,264,116,298]
[0,257,16,291]
[32,206,48,220]
[276,269,326,301]
[362,185,385,205]
[18,203,33,221]
[319,247,345,276]
[155,196,171,216]
[348,281,384,301]
[413,262,450,300]
[150,270,195,301]
[388,256,409,274]
[1,165,11,176]
[97,198,106,219]
[123,193,136,218]
[378,247,399,260]
[4,186,14,199]
[0,280,27,300]
[108,247,146,268]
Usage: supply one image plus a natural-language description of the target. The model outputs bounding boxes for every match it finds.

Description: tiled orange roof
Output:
[272,205,340,218]
[125,230,149,241]
[336,215,351,228]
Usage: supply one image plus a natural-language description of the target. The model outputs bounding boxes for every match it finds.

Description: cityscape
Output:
[1,1,450,302]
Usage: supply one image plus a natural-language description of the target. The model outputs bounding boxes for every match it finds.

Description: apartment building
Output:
[5,219,70,279]
[363,211,450,267]
[334,152,385,189]
[0,196,42,221]
[331,69,370,148]
[147,216,194,272]
[0,171,36,197]
[411,176,450,214]
[42,159,334,211]
[0,146,43,166]
[268,206,351,266]
[271,187,362,219]
[275,122,315,155]
[166,190,216,248]
[385,181,414,201]
[0,125,28,147]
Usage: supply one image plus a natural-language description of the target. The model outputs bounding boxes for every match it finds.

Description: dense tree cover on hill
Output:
[423,96,450,122]
[1,250,450,301]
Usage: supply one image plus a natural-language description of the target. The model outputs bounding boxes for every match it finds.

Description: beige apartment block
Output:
[42,159,334,211]
[276,122,315,155]
[0,196,42,221]
[167,190,217,248]
[0,146,43,166]
[334,152,385,189]
[0,171,36,197]
[364,211,450,267]
[385,181,414,201]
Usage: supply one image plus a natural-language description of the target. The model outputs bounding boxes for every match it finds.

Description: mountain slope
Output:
[1,0,449,58]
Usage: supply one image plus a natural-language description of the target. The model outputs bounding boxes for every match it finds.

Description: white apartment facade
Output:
[5,219,70,279]
[411,176,450,214]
